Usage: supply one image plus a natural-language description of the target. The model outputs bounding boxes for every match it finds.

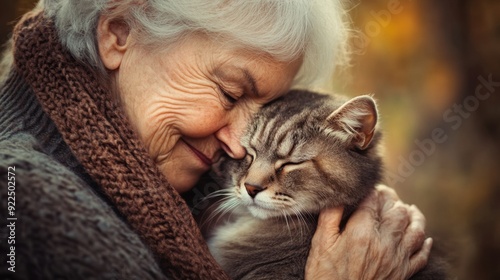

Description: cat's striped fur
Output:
[204,90,380,279]
[205,90,446,279]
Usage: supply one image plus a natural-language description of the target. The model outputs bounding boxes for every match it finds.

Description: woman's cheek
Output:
[179,110,227,137]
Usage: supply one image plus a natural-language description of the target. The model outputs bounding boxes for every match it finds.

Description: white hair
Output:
[43,0,351,88]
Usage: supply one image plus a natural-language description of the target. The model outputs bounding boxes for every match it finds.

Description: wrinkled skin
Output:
[97,15,430,279]
[306,185,431,279]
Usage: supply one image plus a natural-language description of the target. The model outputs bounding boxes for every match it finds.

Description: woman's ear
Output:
[97,16,131,70]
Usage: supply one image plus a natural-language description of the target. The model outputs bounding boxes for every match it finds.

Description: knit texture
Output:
[11,11,228,280]
[0,75,166,279]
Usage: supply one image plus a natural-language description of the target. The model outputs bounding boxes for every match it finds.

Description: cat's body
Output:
[209,213,315,279]
[203,90,447,280]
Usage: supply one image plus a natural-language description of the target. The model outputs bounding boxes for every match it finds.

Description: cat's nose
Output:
[244,183,266,199]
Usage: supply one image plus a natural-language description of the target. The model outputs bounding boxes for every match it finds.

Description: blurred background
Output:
[333,1,500,279]
[2,0,499,279]
[332,0,500,279]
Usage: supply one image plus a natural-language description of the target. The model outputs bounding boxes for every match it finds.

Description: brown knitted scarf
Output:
[12,11,229,280]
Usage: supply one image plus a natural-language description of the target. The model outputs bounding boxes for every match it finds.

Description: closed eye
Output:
[276,161,307,174]
[217,85,241,106]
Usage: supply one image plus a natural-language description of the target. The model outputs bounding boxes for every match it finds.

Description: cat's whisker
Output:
[191,197,223,226]
[292,209,306,241]
[281,209,293,239]
[291,205,308,238]
[214,198,238,218]
[283,207,296,239]
[190,188,232,216]
[223,198,243,224]
[201,193,238,230]
[203,188,233,200]
[203,201,240,233]
[201,90,402,278]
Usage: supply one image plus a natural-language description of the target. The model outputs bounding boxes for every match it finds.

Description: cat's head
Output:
[215,90,383,219]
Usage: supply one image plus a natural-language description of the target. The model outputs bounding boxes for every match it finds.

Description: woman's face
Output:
[112,35,302,192]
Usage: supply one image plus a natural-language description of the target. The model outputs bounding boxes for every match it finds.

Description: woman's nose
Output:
[215,125,247,159]
[215,105,258,159]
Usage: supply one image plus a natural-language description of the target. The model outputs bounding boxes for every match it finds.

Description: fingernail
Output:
[425,237,433,247]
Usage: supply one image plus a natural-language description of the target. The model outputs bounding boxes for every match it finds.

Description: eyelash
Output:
[219,86,238,104]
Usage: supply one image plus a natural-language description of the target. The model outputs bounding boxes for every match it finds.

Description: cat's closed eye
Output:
[275,161,307,174]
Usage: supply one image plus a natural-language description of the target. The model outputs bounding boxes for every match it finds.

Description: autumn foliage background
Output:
[2,0,500,278]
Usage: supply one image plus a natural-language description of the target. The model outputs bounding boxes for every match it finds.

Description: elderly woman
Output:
[0,0,431,279]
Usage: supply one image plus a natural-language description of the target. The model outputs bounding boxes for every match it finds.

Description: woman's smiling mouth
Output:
[181,139,213,166]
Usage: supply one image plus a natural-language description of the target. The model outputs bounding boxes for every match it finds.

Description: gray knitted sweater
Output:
[0,69,167,279]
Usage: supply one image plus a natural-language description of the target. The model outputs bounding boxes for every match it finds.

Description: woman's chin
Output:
[168,174,200,194]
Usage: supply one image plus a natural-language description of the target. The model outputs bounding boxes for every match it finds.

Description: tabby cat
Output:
[203,90,446,280]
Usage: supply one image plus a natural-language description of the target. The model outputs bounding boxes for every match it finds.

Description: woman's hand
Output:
[305,185,432,280]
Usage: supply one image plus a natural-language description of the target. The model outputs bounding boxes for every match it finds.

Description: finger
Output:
[317,206,344,234]
[349,187,399,231]
[402,204,427,254]
[348,200,378,230]
[356,188,381,214]
[379,201,410,237]
[375,185,400,213]
[407,237,433,277]
[349,189,383,229]
[376,184,400,201]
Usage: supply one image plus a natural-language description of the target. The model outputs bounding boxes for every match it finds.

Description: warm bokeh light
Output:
[332,1,500,279]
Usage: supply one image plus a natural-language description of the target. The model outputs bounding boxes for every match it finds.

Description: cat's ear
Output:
[325,95,378,150]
